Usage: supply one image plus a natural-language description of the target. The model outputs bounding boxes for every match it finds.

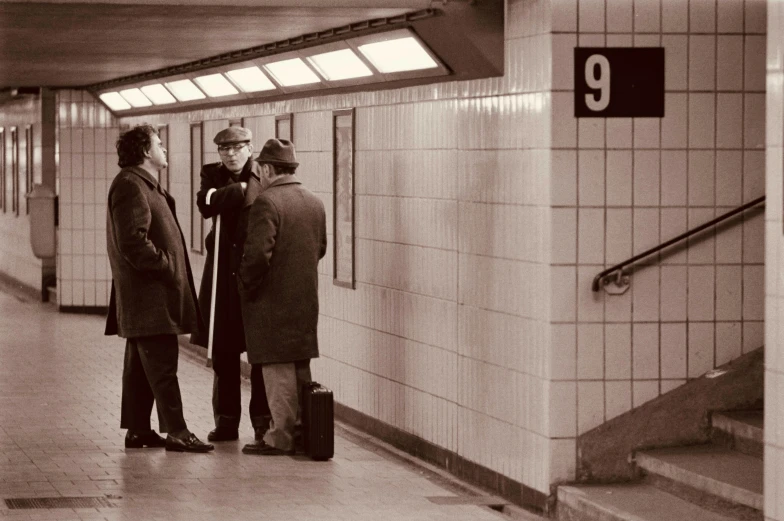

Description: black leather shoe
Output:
[207,428,239,442]
[165,433,214,453]
[242,440,293,456]
[125,430,166,449]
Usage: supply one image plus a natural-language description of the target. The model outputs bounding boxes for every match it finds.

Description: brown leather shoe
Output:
[242,440,293,456]
[165,433,214,453]
[125,430,166,449]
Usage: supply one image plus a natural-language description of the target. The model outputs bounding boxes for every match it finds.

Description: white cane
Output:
[206,214,221,368]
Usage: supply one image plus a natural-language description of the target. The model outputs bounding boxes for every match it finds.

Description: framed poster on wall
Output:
[190,122,204,253]
[0,128,5,213]
[157,124,169,192]
[275,113,292,141]
[11,127,18,216]
[333,108,355,289]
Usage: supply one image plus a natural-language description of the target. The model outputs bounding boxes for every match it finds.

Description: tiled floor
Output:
[0,282,510,521]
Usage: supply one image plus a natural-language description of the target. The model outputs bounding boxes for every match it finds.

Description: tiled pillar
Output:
[56,90,118,311]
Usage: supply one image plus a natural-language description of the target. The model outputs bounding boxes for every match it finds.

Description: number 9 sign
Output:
[574,48,664,118]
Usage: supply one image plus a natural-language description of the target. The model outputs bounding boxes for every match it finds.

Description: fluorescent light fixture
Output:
[194,73,239,97]
[226,66,276,92]
[307,49,372,81]
[119,88,153,108]
[264,58,320,87]
[140,84,176,105]
[358,36,438,73]
[99,92,131,111]
[164,79,206,101]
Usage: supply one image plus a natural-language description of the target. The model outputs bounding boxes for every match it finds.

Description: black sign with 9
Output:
[574,47,665,118]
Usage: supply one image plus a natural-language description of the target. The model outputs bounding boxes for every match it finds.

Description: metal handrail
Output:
[591,195,766,292]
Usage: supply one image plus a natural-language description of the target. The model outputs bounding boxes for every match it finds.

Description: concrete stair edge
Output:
[556,484,743,521]
[711,411,764,457]
[635,450,762,511]
[557,486,650,521]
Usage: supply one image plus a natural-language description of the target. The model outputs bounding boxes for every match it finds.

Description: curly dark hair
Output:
[116,124,157,168]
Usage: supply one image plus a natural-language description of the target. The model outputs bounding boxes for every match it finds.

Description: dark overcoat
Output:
[190,159,262,351]
[105,166,202,339]
[238,175,327,365]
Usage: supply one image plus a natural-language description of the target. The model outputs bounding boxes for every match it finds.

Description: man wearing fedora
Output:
[192,126,271,443]
[238,138,327,455]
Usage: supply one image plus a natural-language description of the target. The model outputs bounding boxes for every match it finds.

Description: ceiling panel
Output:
[0,3,416,88]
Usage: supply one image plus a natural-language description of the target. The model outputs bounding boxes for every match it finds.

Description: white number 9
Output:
[585,54,610,111]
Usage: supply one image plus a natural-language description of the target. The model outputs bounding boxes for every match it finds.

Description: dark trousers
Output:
[212,349,271,430]
[120,334,187,434]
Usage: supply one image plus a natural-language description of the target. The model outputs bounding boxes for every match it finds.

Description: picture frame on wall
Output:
[157,124,169,192]
[275,113,293,141]
[190,122,204,253]
[11,127,18,217]
[332,108,355,289]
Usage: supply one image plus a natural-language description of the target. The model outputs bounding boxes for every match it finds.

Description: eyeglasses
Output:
[217,143,248,154]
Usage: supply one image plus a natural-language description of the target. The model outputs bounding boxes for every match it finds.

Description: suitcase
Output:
[300,381,334,461]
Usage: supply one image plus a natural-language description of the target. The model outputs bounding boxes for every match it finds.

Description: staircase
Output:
[556,410,763,521]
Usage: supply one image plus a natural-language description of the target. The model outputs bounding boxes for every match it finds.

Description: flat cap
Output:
[213,126,252,145]
[256,138,298,168]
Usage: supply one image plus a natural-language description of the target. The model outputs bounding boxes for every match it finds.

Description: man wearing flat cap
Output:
[238,138,327,455]
[192,126,271,443]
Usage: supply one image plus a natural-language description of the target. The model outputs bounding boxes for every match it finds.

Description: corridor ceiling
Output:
[0,0,434,89]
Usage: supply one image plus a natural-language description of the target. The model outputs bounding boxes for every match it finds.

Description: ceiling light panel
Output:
[119,88,152,108]
[263,58,321,87]
[140,84,176,105]
[99,92,131,111]
[194,73,239,97]
[164,79,206,101]
[358,36,438,73]
[226,66,276,92]
[307,49,373,81]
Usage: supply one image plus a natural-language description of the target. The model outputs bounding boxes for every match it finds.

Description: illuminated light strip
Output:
[164,79,206,101]
[226,66,276,92]
[194,73,239,97]
[307,49,372,81]
[358,36,437,73]
[119,88,153,108]
[99,92,131,111]
[263,58,320,87]
[140,84,176,105]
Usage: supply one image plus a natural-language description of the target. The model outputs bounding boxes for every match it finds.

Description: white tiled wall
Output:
[766,1,784,519]
[549,0,767,483]
[55,90,118,308]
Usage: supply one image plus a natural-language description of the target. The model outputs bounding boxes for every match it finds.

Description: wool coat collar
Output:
[122,165,163,193]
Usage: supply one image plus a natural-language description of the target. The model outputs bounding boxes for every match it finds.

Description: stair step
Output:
[636,445,762,511]
[712,410,763,458]
[557,484,740,521]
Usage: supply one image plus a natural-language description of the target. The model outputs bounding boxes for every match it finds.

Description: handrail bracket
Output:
[599,269,630,295]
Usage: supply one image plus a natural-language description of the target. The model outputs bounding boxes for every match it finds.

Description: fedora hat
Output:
[256,138,298,168]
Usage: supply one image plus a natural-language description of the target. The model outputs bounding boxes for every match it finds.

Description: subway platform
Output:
[0,279,535,521]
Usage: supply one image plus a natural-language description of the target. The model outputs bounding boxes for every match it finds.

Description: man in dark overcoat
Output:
[191,126,271,442]
[238,138,327,455]
[105,124,213,453]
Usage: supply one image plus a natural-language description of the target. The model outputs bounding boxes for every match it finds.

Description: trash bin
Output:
[26,184,57,259]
